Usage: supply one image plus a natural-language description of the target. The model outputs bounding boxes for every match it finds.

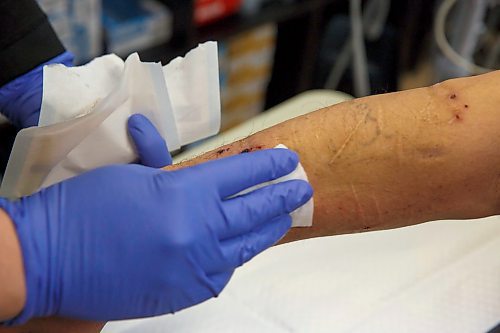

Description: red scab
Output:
[217,148,231,155]
[240,146,265,154]
[455,114,461,120]
[450,93,457,99]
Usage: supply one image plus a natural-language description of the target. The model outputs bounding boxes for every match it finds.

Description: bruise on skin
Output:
[415,144,446,159]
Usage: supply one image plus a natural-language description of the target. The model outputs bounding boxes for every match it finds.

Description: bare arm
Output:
[168,71,500,243]
[0,210,25,321]
[0,210,105,332]
[0,318,104,333]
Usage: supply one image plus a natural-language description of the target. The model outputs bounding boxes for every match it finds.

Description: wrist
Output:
[0,207,26,322]
[0,197,50,326]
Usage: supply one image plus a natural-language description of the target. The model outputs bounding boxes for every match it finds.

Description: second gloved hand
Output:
[1,149,313,324]
[0,52,74,128]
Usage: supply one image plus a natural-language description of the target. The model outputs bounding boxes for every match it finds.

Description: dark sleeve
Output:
[0,0,65,86]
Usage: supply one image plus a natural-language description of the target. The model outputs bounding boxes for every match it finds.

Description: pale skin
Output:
[0,213,105,332]
[0,70,499,331]
[0,210,25,321]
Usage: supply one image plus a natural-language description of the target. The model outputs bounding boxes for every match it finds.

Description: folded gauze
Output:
[234,144,313,227]
[0,42,313,227]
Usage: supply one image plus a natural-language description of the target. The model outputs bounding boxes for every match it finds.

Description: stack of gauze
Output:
[0,41,313,227]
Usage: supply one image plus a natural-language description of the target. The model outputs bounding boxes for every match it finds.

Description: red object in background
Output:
[194,0,242,26]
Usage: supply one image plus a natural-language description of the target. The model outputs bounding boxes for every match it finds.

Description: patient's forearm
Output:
[169,71,500,243]
[0,318,104,333]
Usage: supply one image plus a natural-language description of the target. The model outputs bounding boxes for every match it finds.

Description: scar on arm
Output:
[329,105,372,165]
[371,192,383,226]
[420,88,434,122]
[350,183,366,222]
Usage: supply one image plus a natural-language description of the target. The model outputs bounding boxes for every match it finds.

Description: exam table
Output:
[102,90,500,333]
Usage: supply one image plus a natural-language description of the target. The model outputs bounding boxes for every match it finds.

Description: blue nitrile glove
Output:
[0,52,74,128]
[127,114,172,168]
[0,149,313,324]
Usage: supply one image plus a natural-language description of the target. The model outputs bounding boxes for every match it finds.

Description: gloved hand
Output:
[127,113,172,168]
[1,148,313,324]
[0,52,74,128]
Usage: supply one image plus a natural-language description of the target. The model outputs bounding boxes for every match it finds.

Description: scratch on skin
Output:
[375,100,384,133]
[350,183,365,221]
[329,107,371,165]
[395,134,404,167]
[493,174,500,207]
[422,97,433,122]
[371,193,383,225]
[394,135,400,166]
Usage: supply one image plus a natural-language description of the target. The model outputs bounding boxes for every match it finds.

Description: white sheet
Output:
[102,216,500,333]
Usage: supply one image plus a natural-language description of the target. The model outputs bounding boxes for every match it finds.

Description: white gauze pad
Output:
[235,144,313,227]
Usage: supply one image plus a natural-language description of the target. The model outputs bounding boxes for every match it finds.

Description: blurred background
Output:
[32,0,500,131]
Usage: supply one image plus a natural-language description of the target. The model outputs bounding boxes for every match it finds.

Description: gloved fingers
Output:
[128,114,172,168]
[219,180,312,240]
[55,51,75,67]
[207,271,234,297]
[0,51,74,128]
[217,215,292,270]
[187,149,299,198]
[0,71,43,128]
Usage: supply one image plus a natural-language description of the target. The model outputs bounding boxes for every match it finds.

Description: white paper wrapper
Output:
[0,42,220,198]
